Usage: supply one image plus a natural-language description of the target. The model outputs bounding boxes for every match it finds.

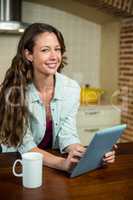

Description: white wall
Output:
[100,21,121,102]
[0,1,101,87]
[0,35,20,82]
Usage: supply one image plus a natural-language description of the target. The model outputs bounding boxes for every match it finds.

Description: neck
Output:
[33,73,55,93]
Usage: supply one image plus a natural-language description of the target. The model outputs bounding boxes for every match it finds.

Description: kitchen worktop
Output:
[79,104,121,111]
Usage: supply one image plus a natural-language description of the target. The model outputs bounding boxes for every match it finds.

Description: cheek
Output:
[35,54,47,63]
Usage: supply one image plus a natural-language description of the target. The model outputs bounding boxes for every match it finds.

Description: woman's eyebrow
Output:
[41,45,50,48]
[40,45,61,48]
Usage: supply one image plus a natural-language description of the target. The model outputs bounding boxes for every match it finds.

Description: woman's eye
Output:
[42,49,49,52]
[55,48,61,52]
[41,48,61,53]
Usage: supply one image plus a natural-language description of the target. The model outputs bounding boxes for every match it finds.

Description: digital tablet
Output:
[70,124,127,178]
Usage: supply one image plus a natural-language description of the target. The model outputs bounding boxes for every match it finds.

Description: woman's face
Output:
[25,32,62,77]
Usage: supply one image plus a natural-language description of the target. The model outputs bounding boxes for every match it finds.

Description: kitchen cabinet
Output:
[77,105,121,146]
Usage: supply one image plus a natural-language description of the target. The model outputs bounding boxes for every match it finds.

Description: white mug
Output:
[12,152,43,189]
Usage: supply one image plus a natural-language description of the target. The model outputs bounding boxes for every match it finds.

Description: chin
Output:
[45,69,57,75]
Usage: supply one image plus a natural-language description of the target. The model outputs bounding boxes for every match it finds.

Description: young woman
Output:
[0,23,115,171]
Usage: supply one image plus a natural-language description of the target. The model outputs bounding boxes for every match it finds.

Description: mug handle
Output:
[12,159,23,177]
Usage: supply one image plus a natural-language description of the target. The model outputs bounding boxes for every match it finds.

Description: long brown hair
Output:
[0,23,67,147]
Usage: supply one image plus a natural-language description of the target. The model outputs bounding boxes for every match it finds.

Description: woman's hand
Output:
[61,144,86,171]
[65,143,86,154]
[102,144,118,165]
[103,150,115,164]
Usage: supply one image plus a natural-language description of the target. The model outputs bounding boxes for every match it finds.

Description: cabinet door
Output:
[77,106,121,146]
[77,106,121,128]
[78,125,121,146]
[78,127,99,146]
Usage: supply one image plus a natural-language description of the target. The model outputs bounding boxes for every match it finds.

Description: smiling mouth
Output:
[47,63,58,68]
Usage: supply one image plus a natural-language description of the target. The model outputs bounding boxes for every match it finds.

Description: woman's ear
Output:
[24,49,33,62]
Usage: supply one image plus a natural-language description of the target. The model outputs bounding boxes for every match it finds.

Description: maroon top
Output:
[38,118,53,150]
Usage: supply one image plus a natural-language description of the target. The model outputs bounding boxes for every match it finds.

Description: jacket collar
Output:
[27,72,64,103]
[53,72,64,100]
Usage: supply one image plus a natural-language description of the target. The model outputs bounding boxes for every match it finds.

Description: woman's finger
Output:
[113,144,118,150]
[103,156,115,162]
[103,150,115,164]
[104,150,115,158]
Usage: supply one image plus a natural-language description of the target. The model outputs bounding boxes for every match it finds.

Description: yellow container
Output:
[80,86,104,104]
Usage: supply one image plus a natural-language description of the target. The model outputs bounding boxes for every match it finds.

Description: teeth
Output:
[47,63,57,68]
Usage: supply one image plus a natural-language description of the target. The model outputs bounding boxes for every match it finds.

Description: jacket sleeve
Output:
[57,83,81,153]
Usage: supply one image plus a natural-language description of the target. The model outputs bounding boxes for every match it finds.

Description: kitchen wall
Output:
[0,35,20,83]
[100,21,121,102]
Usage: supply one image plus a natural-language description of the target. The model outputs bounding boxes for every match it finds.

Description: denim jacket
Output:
[2,72,81,154]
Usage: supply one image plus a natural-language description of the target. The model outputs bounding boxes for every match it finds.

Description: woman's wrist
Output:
[54,156,67,171]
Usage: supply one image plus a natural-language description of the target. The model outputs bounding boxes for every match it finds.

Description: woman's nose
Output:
[49,50,57,59]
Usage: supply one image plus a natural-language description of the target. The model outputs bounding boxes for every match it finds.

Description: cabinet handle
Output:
[84,128,99,132]
[84,111,100,115]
